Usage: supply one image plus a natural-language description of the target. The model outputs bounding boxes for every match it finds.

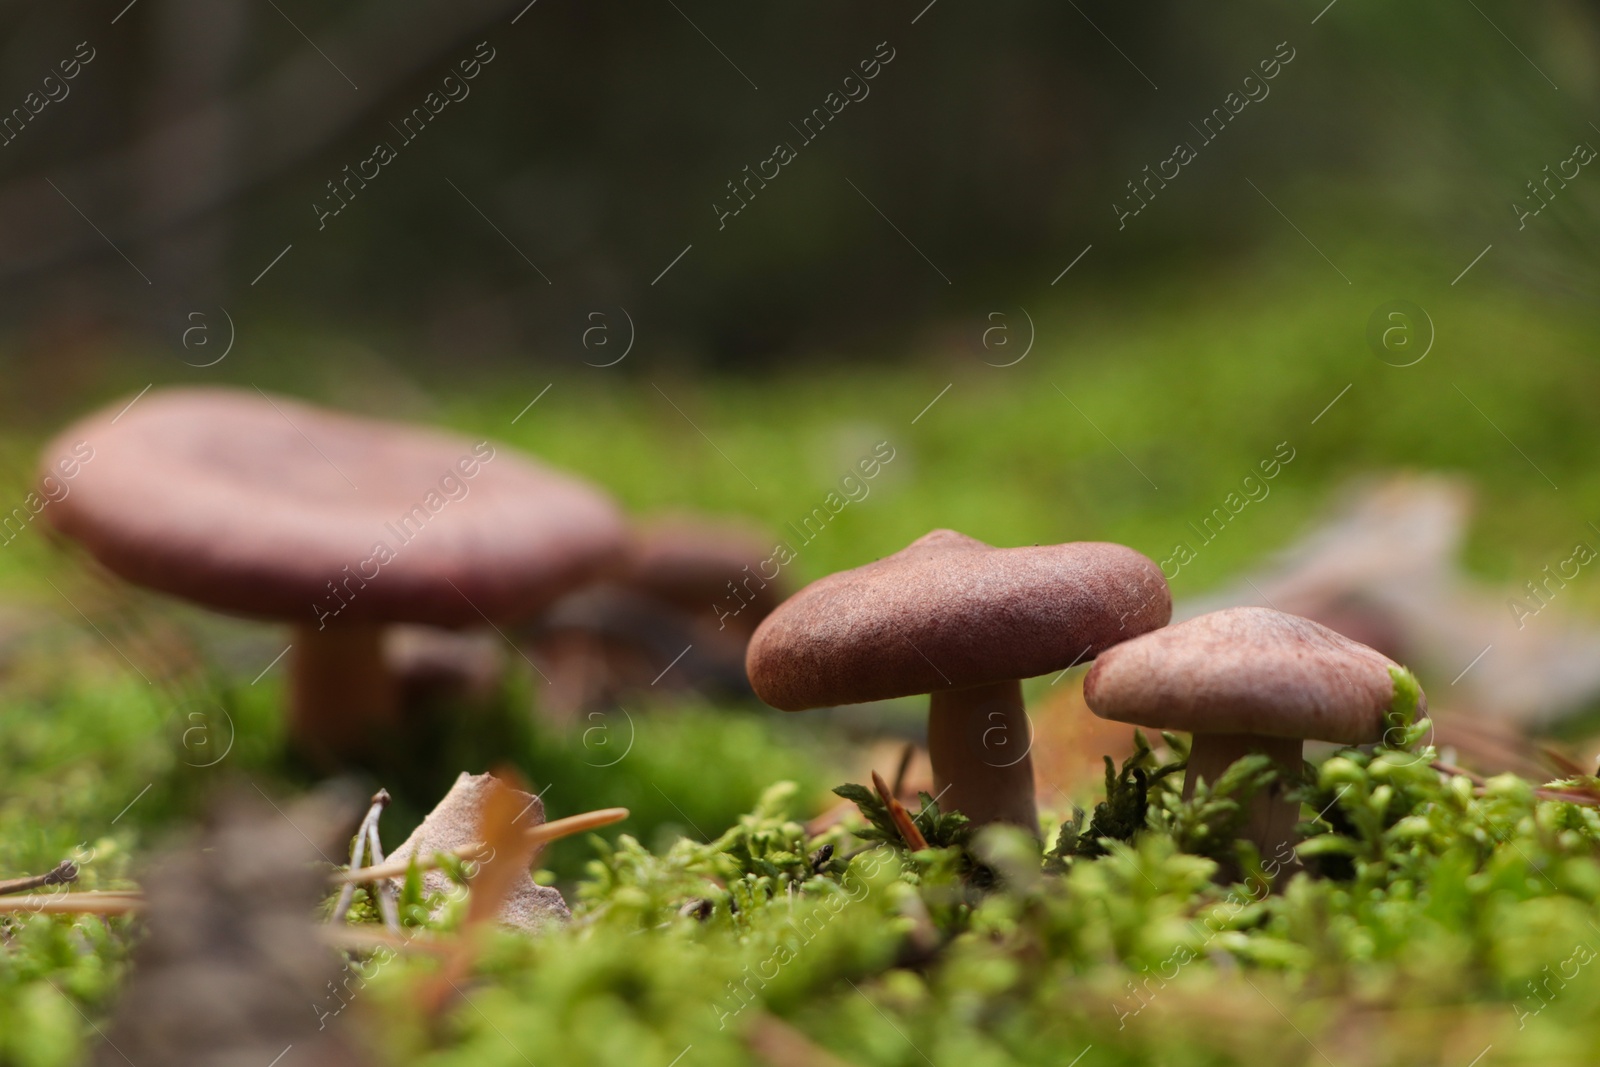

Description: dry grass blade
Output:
[523,805,631,846]
[1533,787,1600,807]
[1539,745,1589,778]
[872,769,928,851]
[0,891,144,914]
[331,840,492,887]
[320,923,453,957]
[328,806,628,886]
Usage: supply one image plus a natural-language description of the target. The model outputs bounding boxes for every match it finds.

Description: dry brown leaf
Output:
[416,768,554,1019]
[384,770,568,933]
[464,768,543,929]
[94,782,373,1066]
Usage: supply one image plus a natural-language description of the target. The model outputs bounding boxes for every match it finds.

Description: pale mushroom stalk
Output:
[289,622,398,755]
[928,680,1038,829]
[1182,732,1302,863]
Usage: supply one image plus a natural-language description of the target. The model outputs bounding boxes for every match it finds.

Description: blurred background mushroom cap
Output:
[41,386,628,626]
[1085,606,1418,746]
[746,528,1171,711]
[623,513,785,624]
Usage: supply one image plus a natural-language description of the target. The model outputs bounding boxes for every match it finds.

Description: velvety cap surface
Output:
[41,387,627,626]
[746,529,1170,709]
[1084,606,1419,744]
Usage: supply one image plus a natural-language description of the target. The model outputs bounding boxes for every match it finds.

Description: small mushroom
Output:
[41,386,627,763]
[386,625,505,708]
[529,515,788,715]
[746,529,1171,831]
[1083,605,1426,866]
[627,514,788,634]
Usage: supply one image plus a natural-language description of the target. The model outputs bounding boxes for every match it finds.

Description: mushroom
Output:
[386,625,505,708]
[627,514,788,635]
[41,386,627,762]
[529,514,788,716]
[1083,605,1425,865]
[745,529,1171,831]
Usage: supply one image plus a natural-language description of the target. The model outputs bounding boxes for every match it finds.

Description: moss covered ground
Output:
[2,250,1599,1064]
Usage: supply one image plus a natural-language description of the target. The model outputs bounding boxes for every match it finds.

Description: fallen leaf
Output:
[385,770,569,933]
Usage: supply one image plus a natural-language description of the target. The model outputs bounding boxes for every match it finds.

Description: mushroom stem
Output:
[289,622,398,762]
[927,679,1039,835]
[1183,732,1303,872]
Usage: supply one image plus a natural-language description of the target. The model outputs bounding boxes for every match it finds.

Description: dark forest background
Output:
[0,0,1595,377]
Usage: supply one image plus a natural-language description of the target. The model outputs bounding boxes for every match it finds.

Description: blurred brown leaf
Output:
[95,781,372,1067]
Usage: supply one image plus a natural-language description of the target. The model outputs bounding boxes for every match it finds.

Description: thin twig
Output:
[366,819,401,934]
[1431,761,1486,786]
[331,789,390,924]
[0,860,79,896]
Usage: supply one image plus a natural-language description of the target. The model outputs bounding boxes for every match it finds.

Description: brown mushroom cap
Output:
[746,528,1171,710]
[41,387,627,626]
[625,515,786,621]
[1084,606,1419,745]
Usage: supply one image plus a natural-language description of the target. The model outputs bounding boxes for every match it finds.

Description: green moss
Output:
[359,729,1600,1067]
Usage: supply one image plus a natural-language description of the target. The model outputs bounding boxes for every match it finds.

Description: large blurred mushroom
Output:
[746,529,1171,832]
[41,386,626,763]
